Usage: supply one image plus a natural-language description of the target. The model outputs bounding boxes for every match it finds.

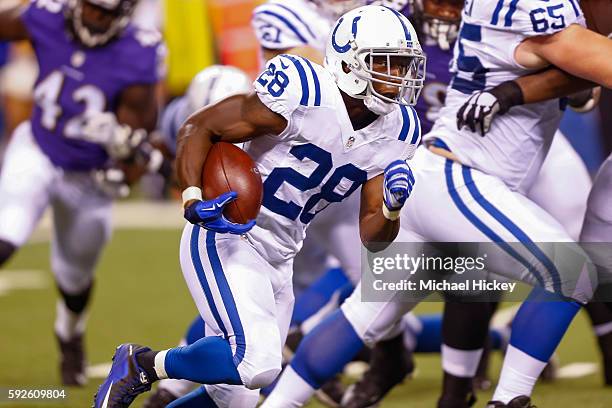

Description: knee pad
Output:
[0,240,16,266]
[242,367,281,390]
[238,349,282,390]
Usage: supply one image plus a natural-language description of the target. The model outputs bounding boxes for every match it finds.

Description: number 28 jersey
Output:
[425,0,585,193]
[21,0,163,171]
[245,55,421,263]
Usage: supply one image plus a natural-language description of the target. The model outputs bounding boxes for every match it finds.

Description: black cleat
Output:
[340,334,414,408]
[93,344,153,408]
[142,388,179,408]
[56,332,87,386]
[597,331,612,386]
[314,376,346,407]
[486,396,536,408]
[437,393,477,408]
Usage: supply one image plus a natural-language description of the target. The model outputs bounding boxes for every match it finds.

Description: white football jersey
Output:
[251,0,333,54]
[425,0,585,193]
[245,55,421,264]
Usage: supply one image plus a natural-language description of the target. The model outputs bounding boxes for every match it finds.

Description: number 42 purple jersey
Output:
[21,0,163,171]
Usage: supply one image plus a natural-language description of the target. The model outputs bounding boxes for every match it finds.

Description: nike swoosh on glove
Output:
[184,191,256,234]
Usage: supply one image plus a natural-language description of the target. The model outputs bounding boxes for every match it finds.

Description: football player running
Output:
[264,1,595,406]
[93,5,425,408]
[146,3,419,406]
[251,0,367,304]
[141,65,253,408]
[259,1,612,407]
[0,0,162,387]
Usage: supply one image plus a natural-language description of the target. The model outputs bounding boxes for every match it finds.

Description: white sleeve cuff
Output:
[382,204,400,221]
[182,186,202,205]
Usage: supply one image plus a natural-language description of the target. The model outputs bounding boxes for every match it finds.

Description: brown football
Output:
[202,142,263,224]
[582,0,612,36]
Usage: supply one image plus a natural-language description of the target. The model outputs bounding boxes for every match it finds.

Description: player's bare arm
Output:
[0,4,29,41]
[176,92,287,202]
[515,24,612,89]
[514,67,595,104]
[117,84,159,132]
[359,174,400,251]
[458,26,611,135]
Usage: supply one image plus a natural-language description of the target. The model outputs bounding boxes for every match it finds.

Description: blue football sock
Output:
[291,309,364,388]
[185,316,206,345]
[337,282,354,305]
[167,386,217,408]
[414,314,444,353]
[489,327,505,350]
[165,336,242,384]
[510,287,581,362]
[291,267,350,326]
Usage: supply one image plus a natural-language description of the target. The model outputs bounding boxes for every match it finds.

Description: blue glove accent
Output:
[383,160,415,211]
[200,216,256,235]
[184,191,256,235]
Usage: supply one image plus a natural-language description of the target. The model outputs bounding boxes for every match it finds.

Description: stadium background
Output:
[0,0,610,407]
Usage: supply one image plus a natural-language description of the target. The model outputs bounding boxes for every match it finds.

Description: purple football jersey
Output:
[416,42,453,134]
[401,8,454,134]
[21,1,162,171]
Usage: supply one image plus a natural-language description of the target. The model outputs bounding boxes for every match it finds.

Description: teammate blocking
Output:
[261,0,612,407]
[93,5,425,408]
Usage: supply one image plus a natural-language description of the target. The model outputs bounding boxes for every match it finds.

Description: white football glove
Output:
[94,167,130,199]
[82,112,147,160]
[456,91,502,136]
[382,160,415,221]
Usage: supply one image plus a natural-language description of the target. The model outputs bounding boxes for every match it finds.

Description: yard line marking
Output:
[0,270,48,296]
[557,362,598,379]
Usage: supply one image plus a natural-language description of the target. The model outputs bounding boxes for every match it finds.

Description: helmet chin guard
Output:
[324,5,426,108]
[66,0,138,47]
[411,0,463,50]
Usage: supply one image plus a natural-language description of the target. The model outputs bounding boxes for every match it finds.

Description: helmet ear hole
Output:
[342,61,351,74]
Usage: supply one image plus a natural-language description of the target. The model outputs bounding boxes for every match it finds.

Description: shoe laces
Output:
[112,370,151,404]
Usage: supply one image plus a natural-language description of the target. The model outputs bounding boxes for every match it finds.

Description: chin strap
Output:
[364,95,396,116]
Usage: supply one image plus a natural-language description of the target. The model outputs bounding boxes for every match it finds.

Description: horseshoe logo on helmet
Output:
[331,16,362,53]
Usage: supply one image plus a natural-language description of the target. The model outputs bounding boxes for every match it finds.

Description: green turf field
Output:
[1,229,610,407]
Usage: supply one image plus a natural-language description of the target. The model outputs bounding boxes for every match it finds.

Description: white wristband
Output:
[382,204,401,221]
[182,186,203,205]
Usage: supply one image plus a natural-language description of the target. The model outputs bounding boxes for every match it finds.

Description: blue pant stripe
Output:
[461,166,562,293]
[205,231,247,366]
[444,160,546,287]
[190,226,229,339]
